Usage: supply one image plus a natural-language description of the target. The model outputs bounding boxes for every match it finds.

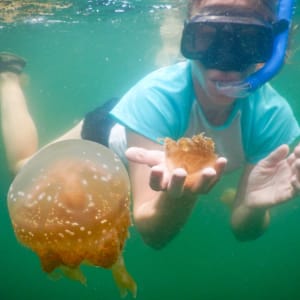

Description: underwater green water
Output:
[1,1,300,299]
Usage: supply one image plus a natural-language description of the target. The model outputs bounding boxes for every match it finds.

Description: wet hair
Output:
[187,0,278,21]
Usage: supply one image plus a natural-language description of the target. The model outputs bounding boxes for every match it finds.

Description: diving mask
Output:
[181,8,287,72]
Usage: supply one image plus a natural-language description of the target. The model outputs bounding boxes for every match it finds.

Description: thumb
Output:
[125,147,164,167]
[262,144,289,167]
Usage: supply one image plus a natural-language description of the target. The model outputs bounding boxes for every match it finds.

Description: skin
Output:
[0,73,38,173]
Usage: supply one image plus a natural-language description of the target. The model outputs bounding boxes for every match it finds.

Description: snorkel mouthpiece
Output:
[215,80,252,98]
[216,0,295,98]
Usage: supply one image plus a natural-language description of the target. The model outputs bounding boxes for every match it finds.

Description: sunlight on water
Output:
[0,0,185,24]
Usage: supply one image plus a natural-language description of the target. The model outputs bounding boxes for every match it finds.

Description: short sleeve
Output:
[241,84,300,163]
[110,62,195,143]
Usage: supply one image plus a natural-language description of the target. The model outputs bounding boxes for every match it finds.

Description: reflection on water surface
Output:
[0,0,185,24]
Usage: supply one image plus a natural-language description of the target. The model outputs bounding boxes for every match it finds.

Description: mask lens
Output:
[237,25,273,62]
[184,23,216,54]
[181,19,274,69]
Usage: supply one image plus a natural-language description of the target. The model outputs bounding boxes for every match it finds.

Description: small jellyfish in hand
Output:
[164,133,217,187]
[7,139,137,298]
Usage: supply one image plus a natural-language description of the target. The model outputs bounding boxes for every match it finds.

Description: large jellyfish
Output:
[7,139,136,297]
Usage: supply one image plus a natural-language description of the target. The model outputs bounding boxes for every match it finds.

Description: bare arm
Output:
[126,130,227,249]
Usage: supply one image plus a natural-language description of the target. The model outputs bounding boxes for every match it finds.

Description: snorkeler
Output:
[1,0,300,249]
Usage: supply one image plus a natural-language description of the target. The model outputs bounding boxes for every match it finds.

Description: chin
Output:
[213,94,236,106]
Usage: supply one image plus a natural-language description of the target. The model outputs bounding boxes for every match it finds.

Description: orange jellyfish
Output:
[164,133,217,187]
[7,139,137,298]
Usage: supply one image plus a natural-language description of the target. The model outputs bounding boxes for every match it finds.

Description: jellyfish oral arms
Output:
[7,139,137,298]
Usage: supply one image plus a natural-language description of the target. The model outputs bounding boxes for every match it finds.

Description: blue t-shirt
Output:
[110,61,300,169]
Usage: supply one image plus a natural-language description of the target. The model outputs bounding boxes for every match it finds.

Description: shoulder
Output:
[240,84,300,163]
[239,83,295,124]
[248,83,287,108]
[110,61,195,141]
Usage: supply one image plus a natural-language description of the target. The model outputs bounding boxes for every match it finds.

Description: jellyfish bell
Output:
[7,139,137,298]
[164,133,217,187]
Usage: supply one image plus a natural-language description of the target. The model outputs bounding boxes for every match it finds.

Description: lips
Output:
[209,74,242,83]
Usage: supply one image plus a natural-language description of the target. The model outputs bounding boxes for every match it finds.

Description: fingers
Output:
[135,149,227,196]
[184,160,226,194]
[167,168,187,198]
[149,165,167,191]
[294,144,300,159]
[199,167,218,193]
[126,147,164,167]
[262,144,289,167]
[291,155,300,193]
[194,157,227,194]
[289,145,300,192]
[150,165,219,195]
[292,176,300,192]
[149,166,187,198]
[214,157,227,174]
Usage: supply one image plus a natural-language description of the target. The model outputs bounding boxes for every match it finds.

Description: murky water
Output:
[1,1,300,299]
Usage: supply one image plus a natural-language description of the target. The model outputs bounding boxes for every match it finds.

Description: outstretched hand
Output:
[243,144,300,209]
[126,147,227,197]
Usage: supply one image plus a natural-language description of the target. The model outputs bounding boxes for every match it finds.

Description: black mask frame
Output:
[181,12,287,71]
